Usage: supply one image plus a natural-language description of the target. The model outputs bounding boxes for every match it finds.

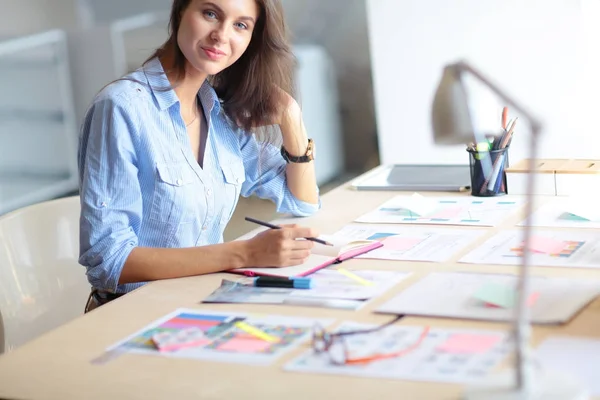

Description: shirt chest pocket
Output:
[150,162,199,224]
[220,161,245,224]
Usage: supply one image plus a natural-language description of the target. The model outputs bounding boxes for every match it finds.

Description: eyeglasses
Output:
[312,315,430,365]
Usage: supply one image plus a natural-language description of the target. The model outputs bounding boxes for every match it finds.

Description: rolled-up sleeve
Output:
[238,130,321,217]
[78,94,142,292]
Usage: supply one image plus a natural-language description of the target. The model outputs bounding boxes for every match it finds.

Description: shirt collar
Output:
[142,56,221,114]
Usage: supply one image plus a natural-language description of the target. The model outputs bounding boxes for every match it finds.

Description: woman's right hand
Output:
[244,224,318,267]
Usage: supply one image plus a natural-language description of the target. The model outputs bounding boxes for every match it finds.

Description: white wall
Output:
[283,0,378,172]
[0,0,86,37]
[367,0,596,166]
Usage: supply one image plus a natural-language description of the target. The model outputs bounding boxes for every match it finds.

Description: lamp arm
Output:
[452,61,543,132]
[454,60,542,395]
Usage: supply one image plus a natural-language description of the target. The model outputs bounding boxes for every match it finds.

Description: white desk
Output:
[0,180,599,400]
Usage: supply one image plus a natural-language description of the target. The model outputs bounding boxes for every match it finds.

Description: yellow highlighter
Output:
[475,142,490,160]
[234,321,280,343]
[337,268,375,287]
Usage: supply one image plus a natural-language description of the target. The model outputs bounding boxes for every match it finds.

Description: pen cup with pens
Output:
[467,145,509,197]
[466,107,517,197]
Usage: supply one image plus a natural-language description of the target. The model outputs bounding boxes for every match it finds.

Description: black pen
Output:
[244,216,333,246]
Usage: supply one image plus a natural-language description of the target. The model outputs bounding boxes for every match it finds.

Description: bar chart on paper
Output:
[518,197,600,229]
[333,224,485,262]
[459,229,600,269]
[374,272,600,324]
[103,309,332,365]
[285,323,511,384]
[354,195,525,227]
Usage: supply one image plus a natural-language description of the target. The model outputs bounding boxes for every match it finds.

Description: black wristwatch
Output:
[280,138,315,163]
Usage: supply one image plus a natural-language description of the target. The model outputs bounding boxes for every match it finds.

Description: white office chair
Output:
[0,196,89,353]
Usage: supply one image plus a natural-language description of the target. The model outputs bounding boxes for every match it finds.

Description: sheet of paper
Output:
[285,323,511,384]
[203,270,411,308]
[332,224,484,262]
[535,336,600,396]
[375,272,600,324]
[314,234,376,258]
[355,195,524,227]
[458,229,600,270]
[518,197,600,229]
[104,309,333,366]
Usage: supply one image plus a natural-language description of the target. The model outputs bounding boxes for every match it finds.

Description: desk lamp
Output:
[431,60,588,400]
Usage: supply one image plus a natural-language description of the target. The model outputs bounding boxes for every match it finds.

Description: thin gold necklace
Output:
[186,100,198,127]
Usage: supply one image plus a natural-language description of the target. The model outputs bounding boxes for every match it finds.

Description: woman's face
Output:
[177,0,259,76]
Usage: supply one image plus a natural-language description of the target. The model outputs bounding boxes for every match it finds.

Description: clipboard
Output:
[351,164,471,192]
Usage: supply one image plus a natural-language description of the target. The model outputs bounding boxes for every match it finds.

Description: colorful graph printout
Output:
[333,224,485,262]
[105,309,332,365]
[459,230,600,269]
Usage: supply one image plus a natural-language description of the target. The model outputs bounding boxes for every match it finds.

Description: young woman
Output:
[79,0,321,311]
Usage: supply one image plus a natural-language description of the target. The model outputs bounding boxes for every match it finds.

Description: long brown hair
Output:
[147,0,296,134]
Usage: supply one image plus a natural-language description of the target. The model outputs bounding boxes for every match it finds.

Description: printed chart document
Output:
[103,309,333,366]
[203,270,411,310]
[375,272,600,324]
[285,323,511,384]
[229,234,382,278]
[459,229,600,269]
[355,194,524,227]
[332,224,485,262]
[518,197,600,229]
[535,336,600,396]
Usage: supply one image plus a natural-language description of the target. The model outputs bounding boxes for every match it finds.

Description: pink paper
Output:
[217,338,272,353]
[526,236,567,254]
[381,236,422,251]
[437,334,502,354]
[427,206,463,219]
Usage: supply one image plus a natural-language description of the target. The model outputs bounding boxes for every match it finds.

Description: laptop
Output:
[351,164,471,192]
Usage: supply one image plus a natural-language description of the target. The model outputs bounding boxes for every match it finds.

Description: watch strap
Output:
[281,138,314,163]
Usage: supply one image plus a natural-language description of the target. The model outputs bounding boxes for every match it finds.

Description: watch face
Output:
[307,140,315,160]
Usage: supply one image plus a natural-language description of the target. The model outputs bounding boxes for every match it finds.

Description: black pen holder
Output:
[467,147,510,197]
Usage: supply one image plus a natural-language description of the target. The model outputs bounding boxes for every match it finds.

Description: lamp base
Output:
[464,369,589,400]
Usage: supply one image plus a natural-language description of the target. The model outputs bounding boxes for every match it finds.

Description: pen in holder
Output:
[467,147,510,197]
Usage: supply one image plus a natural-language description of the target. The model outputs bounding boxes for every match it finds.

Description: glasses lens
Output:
[312,325,328,353]
[329,337,347,365]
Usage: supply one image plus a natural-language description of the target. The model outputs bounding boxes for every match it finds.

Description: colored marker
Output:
[253,276,313,289]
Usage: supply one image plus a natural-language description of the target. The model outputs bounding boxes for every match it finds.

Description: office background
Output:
[0,0,596,237]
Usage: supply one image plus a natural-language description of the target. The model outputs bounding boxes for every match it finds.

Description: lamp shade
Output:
[431,65,474,145]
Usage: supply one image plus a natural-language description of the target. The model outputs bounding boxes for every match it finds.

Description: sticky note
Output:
[437,333,501,354]
[396,193,439,217]
[217,338,272,353]
[152,328,210,352]
[526,236,567,254]
[473,282,539,309]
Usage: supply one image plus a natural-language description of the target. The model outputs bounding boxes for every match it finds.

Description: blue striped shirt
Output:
[77,57,320,294]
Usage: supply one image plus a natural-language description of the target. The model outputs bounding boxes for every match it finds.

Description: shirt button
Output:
[206,189,212,196]
[202,225,208,231]
[176,179,183,186]
[236,177,241,183]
